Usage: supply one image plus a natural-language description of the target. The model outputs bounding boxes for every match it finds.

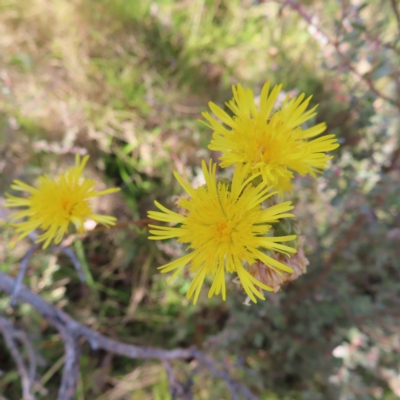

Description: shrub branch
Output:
[0,271,259,400]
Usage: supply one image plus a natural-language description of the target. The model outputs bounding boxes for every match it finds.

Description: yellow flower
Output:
[148,160,297,304]
[5,155,120,249]
[202,82,340,193]
[248,246,309,294]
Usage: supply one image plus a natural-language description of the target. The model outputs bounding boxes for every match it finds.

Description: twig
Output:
[57,328,80,400]
[10,244,41,307]
[0,309,41,386]
[87,218,151,233]
[280,0,400,109]
[163,360,181,400]
[0,316,35,400]
[390,0,400,36]
[162,360,193,400]
[10,327,38,384]
[193,350,259,400]
[55,246,86,282]
[0,271,259,400]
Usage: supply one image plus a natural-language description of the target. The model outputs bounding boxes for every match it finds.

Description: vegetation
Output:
[0,0,400,398]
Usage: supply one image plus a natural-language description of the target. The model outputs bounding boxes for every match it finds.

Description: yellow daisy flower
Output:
[148,160,297,304]
[202,82,340,193]
[5,155,120,249]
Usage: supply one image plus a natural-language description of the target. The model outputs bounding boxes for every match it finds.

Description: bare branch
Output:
[0,271,259,400]
[9,326,37,384]
[390,0,400,36]
[55,246,86,282]
[10,242,86,308]
[279,0,400,109]
[0,316,35,400]
[49,318,81,400]
[162,359,193,400]
[10,244,40,307]
[193,350,260,400]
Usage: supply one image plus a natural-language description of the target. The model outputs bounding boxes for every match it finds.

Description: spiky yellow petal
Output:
[202,82,340,193]
[148,160,297,304]
[5,155,120,248]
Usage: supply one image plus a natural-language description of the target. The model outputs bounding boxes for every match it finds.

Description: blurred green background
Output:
[1,0,400,399]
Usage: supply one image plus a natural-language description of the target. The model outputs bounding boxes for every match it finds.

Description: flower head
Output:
[148,160,297,304]
[202,82,340,193]
[6,155,119,248]
[248,246,309,295]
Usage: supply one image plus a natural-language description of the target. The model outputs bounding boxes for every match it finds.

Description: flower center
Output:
[258,140,282,164]
[61,197,76,215]
[211,220,235,243]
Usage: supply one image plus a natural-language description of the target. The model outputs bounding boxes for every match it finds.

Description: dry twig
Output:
[55,246,86,282]
[0,271,259,400]
[0,316,36,400]
[279,0,400,109]
[10,244,40,307]
[390,0,400,36]
[163,359,193,400]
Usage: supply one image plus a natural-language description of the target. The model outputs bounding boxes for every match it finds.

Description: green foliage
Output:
[1,0,400,399]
